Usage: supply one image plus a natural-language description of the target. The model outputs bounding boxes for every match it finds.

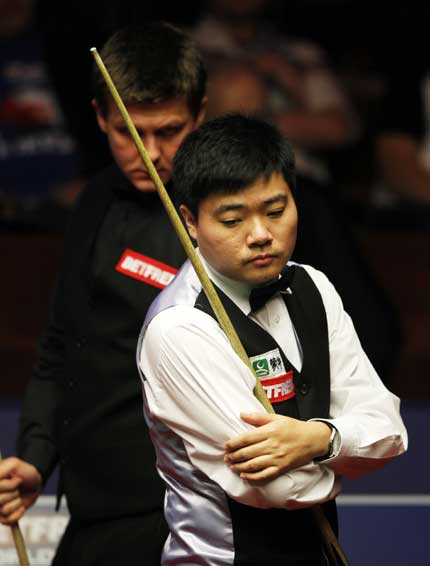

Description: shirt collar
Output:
[197,251,253,315]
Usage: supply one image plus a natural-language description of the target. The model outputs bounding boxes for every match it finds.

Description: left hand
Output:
[224,413,331,482]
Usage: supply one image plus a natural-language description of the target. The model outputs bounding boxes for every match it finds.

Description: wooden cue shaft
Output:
[90,48,348,565]
[0,452,30,566]
[11,524,30,566]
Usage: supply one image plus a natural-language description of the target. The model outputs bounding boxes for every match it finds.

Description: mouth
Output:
[247,254,276,267]
[132,169,165,180]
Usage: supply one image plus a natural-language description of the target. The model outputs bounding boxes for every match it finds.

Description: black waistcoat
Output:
[195,265,337,566]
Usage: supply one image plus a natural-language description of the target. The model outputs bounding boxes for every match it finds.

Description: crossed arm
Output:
[141,268,407,508]
[224,412,332,482]
[222,267,407,484]
[141,306,338,509]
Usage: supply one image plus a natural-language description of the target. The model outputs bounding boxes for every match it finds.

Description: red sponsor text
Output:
[116,249,178,289]
[261,370,295,403]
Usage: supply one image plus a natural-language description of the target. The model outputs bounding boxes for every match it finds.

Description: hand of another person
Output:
[0,457,42,525]
[224,413,331,482]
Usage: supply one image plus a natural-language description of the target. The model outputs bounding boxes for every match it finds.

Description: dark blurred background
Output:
[1,0,429,401]
[0,3,428,563]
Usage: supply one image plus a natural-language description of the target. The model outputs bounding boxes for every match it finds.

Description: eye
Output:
[158,125,182,138]
[220,218,241,227]
[116,126,131,137]
[267,207,284,218]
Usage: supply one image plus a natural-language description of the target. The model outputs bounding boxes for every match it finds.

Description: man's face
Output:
[181,172,298,286]
[94,97,206,192]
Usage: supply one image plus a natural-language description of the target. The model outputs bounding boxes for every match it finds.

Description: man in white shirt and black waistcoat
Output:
[137,113,407,566]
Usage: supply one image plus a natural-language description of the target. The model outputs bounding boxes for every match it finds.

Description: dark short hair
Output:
[172,113,296,217]
[93,22,207,117]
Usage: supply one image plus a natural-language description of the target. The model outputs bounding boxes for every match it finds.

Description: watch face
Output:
[331,427,342,456]
[313,422,340,462]
[329,427,341,458]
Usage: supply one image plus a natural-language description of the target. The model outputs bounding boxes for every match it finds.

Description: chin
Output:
[255,276,278,286]
[132,171,170,192]
[133,180,158,193]
[247,271,279,286]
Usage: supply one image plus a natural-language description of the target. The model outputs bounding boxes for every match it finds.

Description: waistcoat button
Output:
[300,383,309,395]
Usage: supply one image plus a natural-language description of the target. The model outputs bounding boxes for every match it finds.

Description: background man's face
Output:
[95,97,205,192]
[181,172,298,285]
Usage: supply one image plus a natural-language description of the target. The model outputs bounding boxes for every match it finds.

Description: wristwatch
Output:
[314,424,340,462]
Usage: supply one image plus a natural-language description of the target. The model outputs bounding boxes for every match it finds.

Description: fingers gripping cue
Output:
[0,452,30,566]
[90,47,348,566]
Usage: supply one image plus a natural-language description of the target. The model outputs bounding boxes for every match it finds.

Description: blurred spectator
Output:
[191,0,360,188]
[205,61,270,118]
[371,61,430,223]
[0,0,84,231]
[189,0,402,382]
[318,4,430,226]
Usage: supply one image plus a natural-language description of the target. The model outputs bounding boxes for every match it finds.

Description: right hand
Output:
[0,457,42,525]
[224,413,332,481]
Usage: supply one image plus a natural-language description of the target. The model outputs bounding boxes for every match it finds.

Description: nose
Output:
[143,135,161,164]
[247,217,273,248]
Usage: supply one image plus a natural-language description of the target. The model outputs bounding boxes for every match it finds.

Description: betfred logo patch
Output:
[116,249,178,289]
[260,372,295,403]
[250,348,295,403]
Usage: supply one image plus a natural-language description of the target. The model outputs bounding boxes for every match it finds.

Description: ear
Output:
[92,99,108,133]
[179,205,198,241]
[195,96,208,128]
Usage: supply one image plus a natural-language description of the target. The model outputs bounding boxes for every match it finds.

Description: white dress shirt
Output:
[139,257,407,511]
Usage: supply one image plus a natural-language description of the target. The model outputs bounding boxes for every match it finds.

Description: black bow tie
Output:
[249,265,295,312]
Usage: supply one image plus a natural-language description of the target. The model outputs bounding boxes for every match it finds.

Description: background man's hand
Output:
[224,413,332,482]
[0,457,42,525]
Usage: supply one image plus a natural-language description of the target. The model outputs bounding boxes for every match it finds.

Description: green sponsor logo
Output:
[252,358,270,377]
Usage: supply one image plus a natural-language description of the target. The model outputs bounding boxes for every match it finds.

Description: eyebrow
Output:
[117,119,185,131]
[215,203,244,214]
[215,193,288,214]
[264,194,288,206]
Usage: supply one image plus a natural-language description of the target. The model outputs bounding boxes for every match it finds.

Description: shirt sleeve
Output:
[139,305,338,510]
[17,277,64,483]
[17,188,86,483]
[302,265,408,478]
